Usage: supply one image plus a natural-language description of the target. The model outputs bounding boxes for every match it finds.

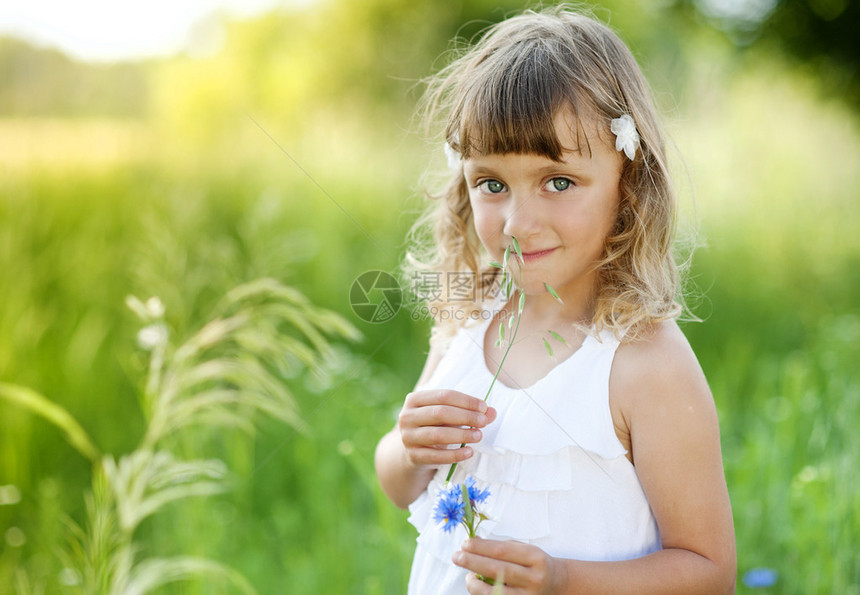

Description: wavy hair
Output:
[406,5,688,342]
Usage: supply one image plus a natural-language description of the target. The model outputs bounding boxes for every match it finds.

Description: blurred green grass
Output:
[1,4,859,594]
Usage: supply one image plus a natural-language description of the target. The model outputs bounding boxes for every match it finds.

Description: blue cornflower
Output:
[465,476,490,505]
[434,476,491,537]
[433,489,464,533]
[742,567,778,588]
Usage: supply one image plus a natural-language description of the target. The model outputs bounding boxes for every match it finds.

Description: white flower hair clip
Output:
[444,141,462,171]
[610,114,640,161]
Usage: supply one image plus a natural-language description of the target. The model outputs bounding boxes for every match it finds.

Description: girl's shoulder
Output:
[610,320,712,417]
[609,320,717,464]
[615,319,699,371]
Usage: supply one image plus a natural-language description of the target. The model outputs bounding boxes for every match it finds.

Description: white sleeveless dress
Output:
[406,317,661,594]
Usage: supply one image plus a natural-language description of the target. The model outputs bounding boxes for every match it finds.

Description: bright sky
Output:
[0,0,308,62]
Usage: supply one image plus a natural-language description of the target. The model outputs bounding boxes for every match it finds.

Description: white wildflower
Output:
[145,297,165,318]
[137,323,168,351]
[610,114,640,160]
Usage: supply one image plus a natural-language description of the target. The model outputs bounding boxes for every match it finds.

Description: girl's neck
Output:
[513,280,596,329]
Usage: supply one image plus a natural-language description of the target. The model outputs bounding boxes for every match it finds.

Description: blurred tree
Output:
[0,37,150,117]
[686,0,860,107]
[151,1,697,131]
[0,1,704,130]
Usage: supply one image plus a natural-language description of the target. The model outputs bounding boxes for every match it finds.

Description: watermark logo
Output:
[349,270,403,323]
[349,270,512,324]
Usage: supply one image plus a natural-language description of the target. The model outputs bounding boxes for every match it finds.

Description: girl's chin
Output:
[508,278,561,297]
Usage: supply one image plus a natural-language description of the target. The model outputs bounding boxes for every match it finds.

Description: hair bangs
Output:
[452,40,588,161]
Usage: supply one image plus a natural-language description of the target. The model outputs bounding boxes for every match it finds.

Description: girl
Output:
[375,7,736,594]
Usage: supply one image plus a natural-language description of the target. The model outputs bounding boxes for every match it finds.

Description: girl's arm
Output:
[375,340,497,509]
[374,426,438,509]
[454,321,736,593]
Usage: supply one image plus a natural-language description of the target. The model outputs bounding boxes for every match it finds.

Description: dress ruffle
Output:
[407,445,637,566]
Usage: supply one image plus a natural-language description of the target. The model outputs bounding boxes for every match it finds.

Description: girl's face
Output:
[463,108,622,304]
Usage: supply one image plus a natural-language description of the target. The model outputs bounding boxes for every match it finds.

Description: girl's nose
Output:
[502,191,541,239]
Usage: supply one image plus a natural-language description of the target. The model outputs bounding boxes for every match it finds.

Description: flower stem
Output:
[460,482,475,537]
[444,288,524,484]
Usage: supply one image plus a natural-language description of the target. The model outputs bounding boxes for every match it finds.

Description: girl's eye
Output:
[478,180,506,194]
[544,177,573,192]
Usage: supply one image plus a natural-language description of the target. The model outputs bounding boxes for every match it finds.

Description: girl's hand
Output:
[397,390,496,468]
[454,538,562,594]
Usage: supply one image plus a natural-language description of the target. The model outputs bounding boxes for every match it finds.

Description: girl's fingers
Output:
[462,537,537,564]
[400,403,493,431]
[397,389,497,464]
[406,390,491,415]
[455,538,550,590]
[403,426,483,448]
[454,548,526,587]
[407,445,473,466]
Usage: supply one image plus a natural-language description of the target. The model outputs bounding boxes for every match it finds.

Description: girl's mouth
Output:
[519,248,557,262]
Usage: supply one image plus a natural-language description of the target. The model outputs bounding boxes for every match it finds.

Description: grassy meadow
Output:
[1,3,859,593]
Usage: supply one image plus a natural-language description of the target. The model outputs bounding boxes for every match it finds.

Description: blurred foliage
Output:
[764,0,860,105]
[0,0,859,593]
[0,1,729,130]
[2,1,859,121]
[0,37,149,117]
[684,0,860,106]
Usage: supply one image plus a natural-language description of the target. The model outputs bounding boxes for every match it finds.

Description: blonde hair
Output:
[406,5,685,342]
